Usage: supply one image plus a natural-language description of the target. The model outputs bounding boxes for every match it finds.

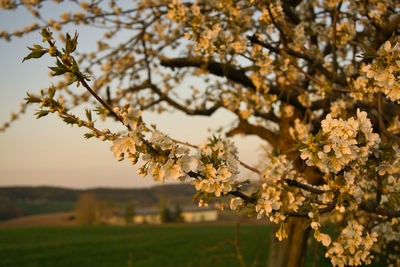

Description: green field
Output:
[0,225,332,267]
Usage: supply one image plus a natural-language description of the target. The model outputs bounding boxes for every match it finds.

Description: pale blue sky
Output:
[0,3,262,189]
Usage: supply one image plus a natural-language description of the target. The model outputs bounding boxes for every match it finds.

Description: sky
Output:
[0,2,263,189]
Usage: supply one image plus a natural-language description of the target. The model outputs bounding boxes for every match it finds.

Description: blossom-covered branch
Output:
[4,0,400,266]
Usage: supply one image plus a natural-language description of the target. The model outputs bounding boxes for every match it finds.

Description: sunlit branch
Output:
[248,35,346,86]
[285,203,336,217]
[160,57,256,90]
[226,119,278,145]
[284,179,326,195]
[149,84,222,116]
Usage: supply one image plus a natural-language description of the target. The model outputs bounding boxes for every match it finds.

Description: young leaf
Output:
[85,108,92,122]
[25,93,42,104]
[49,66,69,76]
[49,60,69,76]
[71,32,78,53]
[84,133,94,139]
[62,116,77,125]
[48,86,56,98]
[65,32,78,53]
[35,110,49,118]
[33,44,44,50]
[22,49,47,62]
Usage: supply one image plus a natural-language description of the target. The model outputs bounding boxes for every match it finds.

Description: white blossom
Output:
[230,197,244,211]
[325,220,378,266]
[300,109,380,173]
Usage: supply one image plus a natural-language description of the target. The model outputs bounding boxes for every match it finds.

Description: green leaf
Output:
[48,86,56,98]
[84,133,94,139]
[22,49,47,62]
[85,108,92,122]
[49,66,69,76]
[49,60,70,76]
[34,110,49,119]
[56,59,64,68]
[65,32,78,53]
[71,56,80,73]
[49,99,62,109]
[49,60,69,76]
[95,106,107,115]
[25,93,42,104]
[62,116,77,125]
[71,32,78,52]
[33,44,44,50]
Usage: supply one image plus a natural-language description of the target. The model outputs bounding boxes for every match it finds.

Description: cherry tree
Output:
[2,0,400,266]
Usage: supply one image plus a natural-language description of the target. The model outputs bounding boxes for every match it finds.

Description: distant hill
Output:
[0,184,197,221]
[0,184,196,204]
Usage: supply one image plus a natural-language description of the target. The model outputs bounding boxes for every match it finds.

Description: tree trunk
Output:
[267,217,310,267]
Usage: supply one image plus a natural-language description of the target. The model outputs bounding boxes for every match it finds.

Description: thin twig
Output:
[80,78,123,122]
[284,179,326,194]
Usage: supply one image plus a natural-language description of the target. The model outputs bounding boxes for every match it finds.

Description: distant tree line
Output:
[160,204,184,223]
[0,203,23,221]
[0,184,196,206]
[0,185,196,222]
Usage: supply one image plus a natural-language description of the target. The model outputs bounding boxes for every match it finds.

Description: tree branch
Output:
[253,110,279,123]
[230,190,254,204]
[149,83,221,116]
[370,14,400,51]
[226,119,278,144]
[281,0,301,25]
[285,204,335,217]
[359,202,400,218]
[284,179,326,194]
[160,56,256,90]
[248,35,346,86]
[161,56,308,113]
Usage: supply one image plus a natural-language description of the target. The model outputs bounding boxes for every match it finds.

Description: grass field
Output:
[0,224,336,267]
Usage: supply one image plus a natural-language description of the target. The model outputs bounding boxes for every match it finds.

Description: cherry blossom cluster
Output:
[167,0,250,57]
[193,138,239,198]
[360,41,400,102]
[110,109,240,199]
[110,106,194,183]
[325,220,378,267]
[110,106,143,162]
[300,109,380,173]
[140,131,193,184]
[261,154,296,183]
[255,154,295,222]
[255,183,284,221]
[310,217,332,247]
[289,118,311,142]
